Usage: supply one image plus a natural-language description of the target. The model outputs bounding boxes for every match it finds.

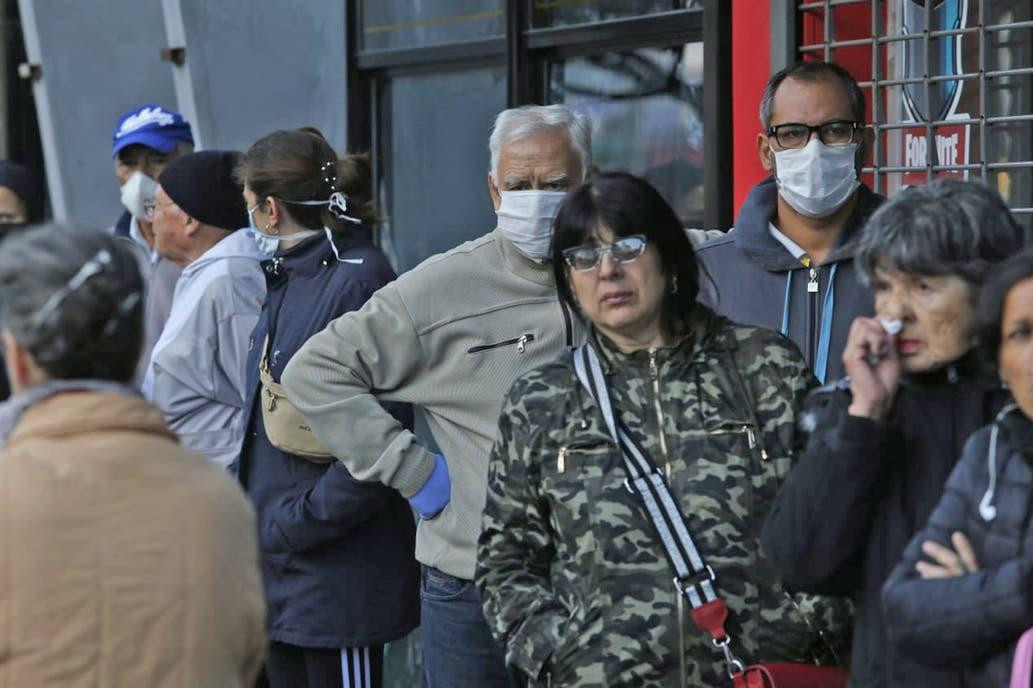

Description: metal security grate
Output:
[797,0,1033,219]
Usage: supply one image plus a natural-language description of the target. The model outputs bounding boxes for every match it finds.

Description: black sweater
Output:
[760,352,1008,687]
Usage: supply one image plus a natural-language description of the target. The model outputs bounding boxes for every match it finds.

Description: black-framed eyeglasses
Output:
[562,235,648,272]
[767,120,862,149]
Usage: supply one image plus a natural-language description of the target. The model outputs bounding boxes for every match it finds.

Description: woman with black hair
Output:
[233,129,418,688]
[882,246,1033,687]
[476,172,850,686]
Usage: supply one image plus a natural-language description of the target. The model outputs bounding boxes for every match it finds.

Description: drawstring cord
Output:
[980,403,1019,522]
[815,263,838,384]
[780,271,793,337]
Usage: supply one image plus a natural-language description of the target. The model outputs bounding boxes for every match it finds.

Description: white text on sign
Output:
[905,132,960,167]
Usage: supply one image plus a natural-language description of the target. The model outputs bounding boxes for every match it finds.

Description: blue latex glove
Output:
[408,453,451,520]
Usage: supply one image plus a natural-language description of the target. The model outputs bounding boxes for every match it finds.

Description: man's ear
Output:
[183,213,202,238]
[857,125,876,172]
[758,132,775,172]
[487,172,501,211]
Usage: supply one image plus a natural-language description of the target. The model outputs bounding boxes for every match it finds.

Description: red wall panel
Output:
[730,0,771,223]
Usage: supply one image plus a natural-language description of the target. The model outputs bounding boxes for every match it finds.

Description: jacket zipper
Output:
[806,267,819,367]
[705,424,757,448]
[649,349,685,687]
[467,333,535,354]
[648,350,670,465]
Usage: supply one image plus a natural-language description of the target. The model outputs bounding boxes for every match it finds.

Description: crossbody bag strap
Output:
[571,342,745,676]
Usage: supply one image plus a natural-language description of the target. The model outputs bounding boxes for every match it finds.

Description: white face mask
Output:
[774,139,860,219]
[247,205,320,257]
[119,170,158,219]
[496,190,568,261]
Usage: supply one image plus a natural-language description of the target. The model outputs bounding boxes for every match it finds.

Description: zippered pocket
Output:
[555,440,611,473]
[467,333,535,354]
[698,423,769,460]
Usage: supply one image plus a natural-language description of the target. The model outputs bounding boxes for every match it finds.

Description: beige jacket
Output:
[0,391,266,688]
[283,230,587,579]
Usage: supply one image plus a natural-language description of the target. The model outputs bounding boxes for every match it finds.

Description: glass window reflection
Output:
[361,0,504,52]
[549,44,705,225]
[380,65,507,272]
[532,0,700,29]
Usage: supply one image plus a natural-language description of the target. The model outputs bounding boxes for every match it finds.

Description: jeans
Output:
[420,565,518,688]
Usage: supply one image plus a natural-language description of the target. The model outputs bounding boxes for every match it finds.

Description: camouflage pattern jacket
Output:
[477,311,852,687]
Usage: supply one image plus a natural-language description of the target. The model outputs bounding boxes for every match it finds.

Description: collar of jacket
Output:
[262,228,368,281]
[998,404,1033,463]
[6,391,177,447]
[591,305,729,375]
[901,347,998,389]
[183,228,264,277]
[732,176,884,272]
[493,229,555,286]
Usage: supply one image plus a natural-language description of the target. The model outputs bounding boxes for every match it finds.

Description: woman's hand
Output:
[843,317,901,420]
[916,532,980,579]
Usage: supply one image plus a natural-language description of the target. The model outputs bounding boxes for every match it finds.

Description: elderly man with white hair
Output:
[283,104,591,687]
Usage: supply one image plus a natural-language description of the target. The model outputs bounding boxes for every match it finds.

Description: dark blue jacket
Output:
[234,230,419,649]
[883,404,1033,688]
[696,178,884,383]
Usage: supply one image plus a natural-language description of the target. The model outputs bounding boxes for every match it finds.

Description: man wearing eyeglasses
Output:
[697,61,884,383]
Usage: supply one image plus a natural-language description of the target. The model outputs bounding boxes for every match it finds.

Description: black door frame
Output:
[347,0,733,231]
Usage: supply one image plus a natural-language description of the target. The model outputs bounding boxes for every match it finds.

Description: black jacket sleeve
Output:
[761,389,900,595]
[882,430,1033,669]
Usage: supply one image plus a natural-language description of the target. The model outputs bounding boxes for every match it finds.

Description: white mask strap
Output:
[283,193,362,225]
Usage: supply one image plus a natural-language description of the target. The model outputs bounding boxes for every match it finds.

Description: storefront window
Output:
[799,0,1033,225]
[531,0,700,29]
[378,65,506,272]
[548,43,705,225]
[361,0,504,52]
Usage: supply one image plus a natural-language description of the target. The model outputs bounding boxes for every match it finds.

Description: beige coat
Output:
[0,391,266,688]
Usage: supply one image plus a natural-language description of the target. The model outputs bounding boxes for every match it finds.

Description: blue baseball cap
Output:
[112,104,194,157]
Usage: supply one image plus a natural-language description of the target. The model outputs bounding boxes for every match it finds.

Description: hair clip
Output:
[320,160,338,189]
[102,291,142,338]
[31,249,113,332]
[328,191,362,224]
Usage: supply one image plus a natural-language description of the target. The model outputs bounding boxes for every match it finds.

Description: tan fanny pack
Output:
[259,336,333,462]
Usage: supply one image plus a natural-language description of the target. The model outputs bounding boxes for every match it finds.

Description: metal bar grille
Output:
[798,20,1033,51]
[797,0,1033,219]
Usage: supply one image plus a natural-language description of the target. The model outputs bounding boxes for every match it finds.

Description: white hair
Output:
[488,104,592,180]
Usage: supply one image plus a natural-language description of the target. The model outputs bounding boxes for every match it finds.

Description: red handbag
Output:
[737,664,849,688]
[693,597,848,688]
[571,344,849,688]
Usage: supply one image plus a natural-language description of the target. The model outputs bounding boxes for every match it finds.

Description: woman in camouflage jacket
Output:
[476,172,851,687]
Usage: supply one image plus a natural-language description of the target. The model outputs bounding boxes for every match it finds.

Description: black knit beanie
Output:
[158,150,247,231]
[0,161,32,206]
